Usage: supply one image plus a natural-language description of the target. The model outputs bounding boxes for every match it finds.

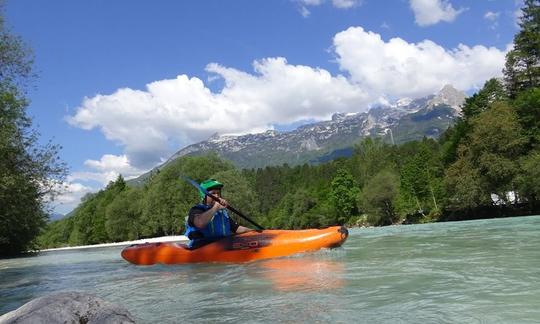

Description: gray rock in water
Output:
[0,291,136,324]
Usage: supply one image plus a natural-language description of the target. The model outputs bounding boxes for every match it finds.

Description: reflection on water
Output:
[257,256,345,292]
[2,216,540,323]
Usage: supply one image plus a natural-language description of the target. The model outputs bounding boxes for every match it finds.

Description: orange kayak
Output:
[121,226,348,265]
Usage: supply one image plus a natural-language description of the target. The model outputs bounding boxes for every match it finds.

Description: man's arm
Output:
[192,198,228,229]
[228,217,251,234]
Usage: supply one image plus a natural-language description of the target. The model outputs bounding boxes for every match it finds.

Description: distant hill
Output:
[48,213,65,222]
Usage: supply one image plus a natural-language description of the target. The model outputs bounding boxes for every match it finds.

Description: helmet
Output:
[199,179,224,199]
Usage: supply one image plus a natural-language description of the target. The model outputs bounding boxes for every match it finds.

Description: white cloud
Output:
[50,182,95,214]
[69,154,147,185]
[332,0,360,9]
[69,27,508,175]
[300,6,311,17]
[484,11,500,29]
[409,0,464,26]
[484,11,500,21]
[296,0,360,17]
[55,183,94,205]
[68,58,369,169]
[53,154,147,214]
[333,27,507,99]
[84,154,141,175]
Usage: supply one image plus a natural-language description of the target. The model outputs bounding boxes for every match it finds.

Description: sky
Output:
[4,0,523,214]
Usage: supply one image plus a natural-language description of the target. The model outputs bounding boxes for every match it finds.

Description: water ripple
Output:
[1,216,540,323]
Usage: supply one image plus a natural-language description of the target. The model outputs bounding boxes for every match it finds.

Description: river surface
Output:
[1,216,540,323]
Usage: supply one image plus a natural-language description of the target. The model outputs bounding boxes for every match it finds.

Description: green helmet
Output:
[199,179,224,199]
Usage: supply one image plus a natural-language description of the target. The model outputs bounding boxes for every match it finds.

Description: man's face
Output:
[205,189,221,205]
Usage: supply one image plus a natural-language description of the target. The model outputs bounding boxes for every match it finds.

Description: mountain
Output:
[130,85,465,183]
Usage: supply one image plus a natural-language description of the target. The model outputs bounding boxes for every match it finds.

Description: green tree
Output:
[106,188,143,241]
[353,137,395,186]
[36,217,74,249]
[0,11,66,255]
[513,88,540,148]
[516,150,540,203]
[361,170,400,225]
[503,0,540,97]
[445,102,526,207]
[330,168,359,223]
[461,79,507,119]
[444,157,488,209]
[399,141,443,215]
[268,188,323,229]
[441,79,508,165]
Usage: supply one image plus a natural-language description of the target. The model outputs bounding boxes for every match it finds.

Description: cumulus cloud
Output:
[69,154,147,185]
[68,58,369,169]
[333,27,507,99]
[409,0,464,26]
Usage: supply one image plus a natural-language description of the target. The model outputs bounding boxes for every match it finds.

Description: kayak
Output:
[121,226,348,265]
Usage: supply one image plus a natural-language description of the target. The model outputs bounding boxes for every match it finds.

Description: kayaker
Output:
[184,179,251,249]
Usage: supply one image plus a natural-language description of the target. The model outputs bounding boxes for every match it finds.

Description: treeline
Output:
[38,144,439,248]
[38,0,540,248]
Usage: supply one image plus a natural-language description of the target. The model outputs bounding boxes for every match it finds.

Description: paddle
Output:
[181,176,265,231]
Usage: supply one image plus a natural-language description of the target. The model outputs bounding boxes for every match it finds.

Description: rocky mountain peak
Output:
[331,112,347,121]
[428,84,466,112]
[208,132,221,141]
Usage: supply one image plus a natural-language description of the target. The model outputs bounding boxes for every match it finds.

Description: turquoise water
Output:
[1,216,540,323]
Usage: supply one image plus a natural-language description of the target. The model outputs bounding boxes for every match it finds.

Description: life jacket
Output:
[184,204,232,248]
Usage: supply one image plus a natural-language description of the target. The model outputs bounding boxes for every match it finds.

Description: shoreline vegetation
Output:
[38,212,540,253]
[2,1,540,256]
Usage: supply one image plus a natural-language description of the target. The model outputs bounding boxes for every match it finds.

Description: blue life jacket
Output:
[184,204,232,248]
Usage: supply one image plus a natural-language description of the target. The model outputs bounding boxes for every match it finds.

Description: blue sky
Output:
[5,0,522,214]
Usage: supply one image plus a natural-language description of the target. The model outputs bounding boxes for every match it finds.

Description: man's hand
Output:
[212,197,228,210]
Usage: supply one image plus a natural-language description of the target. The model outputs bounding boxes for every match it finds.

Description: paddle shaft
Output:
[181,176,265,230]
[204,191,265,230]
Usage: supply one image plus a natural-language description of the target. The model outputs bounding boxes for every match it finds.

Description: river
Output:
[1,216,539,323]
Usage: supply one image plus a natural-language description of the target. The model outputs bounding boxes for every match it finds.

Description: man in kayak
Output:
[184,179,251,249]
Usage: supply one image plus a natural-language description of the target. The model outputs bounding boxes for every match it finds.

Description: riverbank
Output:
[38,235,188,252]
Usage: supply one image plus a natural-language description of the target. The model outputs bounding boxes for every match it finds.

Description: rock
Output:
[0,291,136,324]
